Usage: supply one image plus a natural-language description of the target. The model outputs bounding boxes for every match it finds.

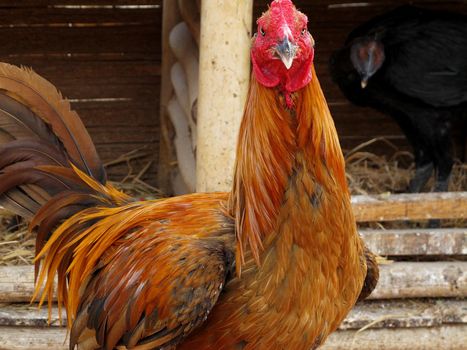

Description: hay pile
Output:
[1,140,466,265]
[345,138,467,195]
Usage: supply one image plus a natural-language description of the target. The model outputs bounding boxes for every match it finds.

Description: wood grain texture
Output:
[0,2,161,184]
[322,325,467,350]
[0,325,466,350]
[369,262,467,300]
[361,228,467,256]
[352,192,467,222]
[2,261,465,303]
[1,299,465,330]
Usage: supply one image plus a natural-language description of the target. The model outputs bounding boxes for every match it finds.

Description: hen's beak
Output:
[361,78,368,89]
[275,37,297,70]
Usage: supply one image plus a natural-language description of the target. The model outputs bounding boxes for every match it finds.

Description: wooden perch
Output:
[361,228,467,256]
[169,21,199,127]
[2,261,465,303]
[352,191,467,222]
[342,298,467,330]
[167,97,196,192]
[322,325,467,350]
[0,265,39,303]
[1,298,465,330]
[369,261,467,300]
[0,325,465,350]
[0,326,67,350]
[0,265,57,303]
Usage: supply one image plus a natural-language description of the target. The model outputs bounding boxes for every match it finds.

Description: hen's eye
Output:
[301,28,307,35]
[260,27,265,36]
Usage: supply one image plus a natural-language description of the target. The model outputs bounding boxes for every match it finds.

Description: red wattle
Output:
[252,48,314,94]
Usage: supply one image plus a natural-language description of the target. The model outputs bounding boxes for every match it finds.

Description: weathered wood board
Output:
[1,299,465,330]
[2,261,466,303]
[352,192,467,222]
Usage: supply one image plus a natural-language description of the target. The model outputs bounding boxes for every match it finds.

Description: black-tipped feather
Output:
[0,63,105,182]
[0,94,60,143]
[0,63,107,223]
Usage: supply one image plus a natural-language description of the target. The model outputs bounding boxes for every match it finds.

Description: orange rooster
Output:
[0,0,378,349]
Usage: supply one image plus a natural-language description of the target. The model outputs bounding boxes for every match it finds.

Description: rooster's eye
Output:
[301,28,307,35]
[260,27,265,36]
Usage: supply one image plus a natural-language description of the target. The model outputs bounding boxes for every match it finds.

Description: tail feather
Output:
[0,63,104,182]
[0,62,107,219]
[0,93,60,143]
[0,62,135,328]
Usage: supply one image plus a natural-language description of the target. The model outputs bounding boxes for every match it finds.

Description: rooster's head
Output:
[251,0,315,94]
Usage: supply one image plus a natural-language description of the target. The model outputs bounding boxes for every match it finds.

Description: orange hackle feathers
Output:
[229,65,348,271]
[229,77,296,269]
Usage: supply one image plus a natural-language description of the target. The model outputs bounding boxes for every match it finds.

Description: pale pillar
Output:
[196,0,253,192]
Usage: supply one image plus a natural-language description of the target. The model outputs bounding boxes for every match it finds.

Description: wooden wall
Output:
[255,0,467,159]
[0,0,162,184]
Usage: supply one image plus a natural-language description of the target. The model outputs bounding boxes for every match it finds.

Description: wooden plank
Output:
[0,326,67,350]
[28,61,161,83]
[0,325,465,350]
[0,304,63,327]
[86,125,159,144]
[0,25,160,56]
[0,0,161,7]
[2,262,466,303]
[77,105,161,127]
[0,265,53,303]
[341,299,467,330]
[369,262,467,300]
[322,325,467,350]
[360,228,467,256]
[0,8,161,26]
[1,298,464,330]
[352,192,467,222]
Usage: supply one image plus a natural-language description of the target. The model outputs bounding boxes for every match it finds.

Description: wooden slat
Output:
[0,325,465,350]
[2,262,466,303]
[1,298,465,330]
[361,228,467,256]
[0,26,159,56]
[352,192,467,222]
[0,266,53,303]
[322,325,467,350]
[0,326,67,350]
[0,0,161,8]
[0,8,161,26]
[342,298,467,330]
[369,262,467,300]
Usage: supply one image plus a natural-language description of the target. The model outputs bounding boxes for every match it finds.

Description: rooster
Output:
[0,0,378,349]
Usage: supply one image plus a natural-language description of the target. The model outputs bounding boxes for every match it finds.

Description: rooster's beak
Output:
[275,37,297,70]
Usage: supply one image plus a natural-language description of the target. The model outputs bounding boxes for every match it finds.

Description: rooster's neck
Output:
[229,65,348,270]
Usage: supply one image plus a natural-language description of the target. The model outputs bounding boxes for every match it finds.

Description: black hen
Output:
[330,5,467,192]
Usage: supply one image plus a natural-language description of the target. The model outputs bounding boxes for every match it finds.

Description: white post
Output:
[196,0,253,192]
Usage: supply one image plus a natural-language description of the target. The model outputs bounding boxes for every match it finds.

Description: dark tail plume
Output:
[0,62,108,219]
